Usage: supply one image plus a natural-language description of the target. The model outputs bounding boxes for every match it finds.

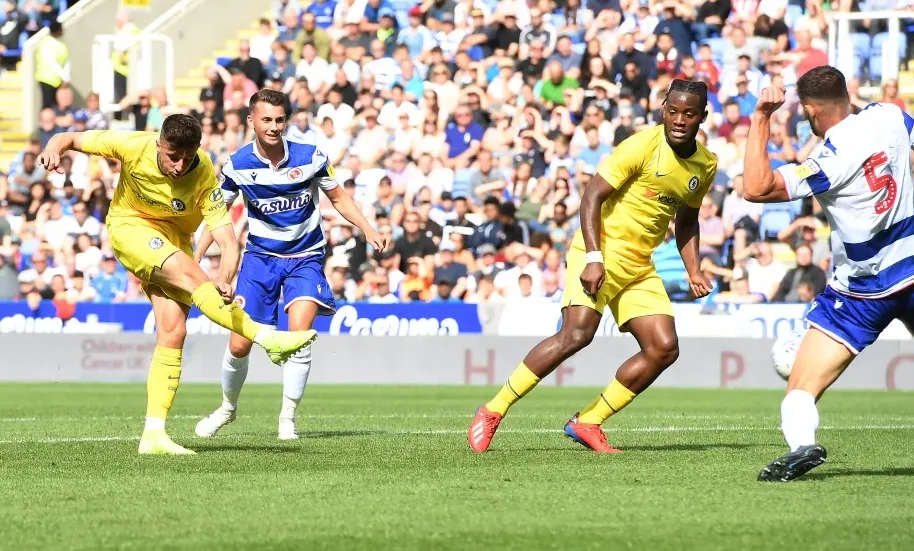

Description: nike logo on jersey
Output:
[834,299,843,309]
[655,171,671,177]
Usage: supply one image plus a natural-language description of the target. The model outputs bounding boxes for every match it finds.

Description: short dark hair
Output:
[160,114,202,149]
[483,196,501,207]
[249,88,289,112]
[665,78,709,110]
[797,65,849,104]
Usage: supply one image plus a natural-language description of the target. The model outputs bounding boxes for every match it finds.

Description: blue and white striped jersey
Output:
[220,136,338,257]
[777,102,914,298]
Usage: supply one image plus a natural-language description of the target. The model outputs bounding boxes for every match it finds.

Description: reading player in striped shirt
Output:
[468,80,717,453]
[745,66,914,481]
[194,89,387,440]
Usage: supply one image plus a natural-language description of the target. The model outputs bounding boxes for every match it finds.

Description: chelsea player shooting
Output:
[194,89,388,440]
[36,115,318,455]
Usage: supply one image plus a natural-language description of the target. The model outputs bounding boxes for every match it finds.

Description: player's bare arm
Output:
[210,223,241,303]
[578,172,617,296]
[37,131,89,172]
[324,185,390,252]
[743,87,791,203]
[194,227,216,264]
[675,205,713,298]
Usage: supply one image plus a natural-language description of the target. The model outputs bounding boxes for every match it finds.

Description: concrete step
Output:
[0,119,23,131]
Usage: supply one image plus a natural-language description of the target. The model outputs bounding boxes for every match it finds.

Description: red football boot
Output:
[468,405,503,453]
[563,413,622,453]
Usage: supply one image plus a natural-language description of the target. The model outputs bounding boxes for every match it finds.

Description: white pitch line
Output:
[3,413,912,423]
[1,425,913,445]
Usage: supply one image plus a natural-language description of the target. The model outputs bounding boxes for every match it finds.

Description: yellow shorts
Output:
[561,245,673,331]
[108,220,194,305]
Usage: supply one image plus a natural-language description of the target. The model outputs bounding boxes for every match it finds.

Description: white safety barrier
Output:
[2,334,913,390]
[827,10,909,95]
[91,33,174,113]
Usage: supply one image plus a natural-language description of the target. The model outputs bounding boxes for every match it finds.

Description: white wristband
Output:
[584,251,603,265]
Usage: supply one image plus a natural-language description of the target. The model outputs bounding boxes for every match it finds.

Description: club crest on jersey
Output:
[288,167,304,182]
[234,295,246,308]
[688,176,699,191]
[211,188,223,203]
[149,237,164,250]
[795,159,821,179]
[171,198,186,212]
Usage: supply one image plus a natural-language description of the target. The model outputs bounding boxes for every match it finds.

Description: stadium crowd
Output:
[1,0,913,311]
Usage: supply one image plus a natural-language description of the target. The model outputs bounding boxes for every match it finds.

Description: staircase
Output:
[170,13,267,109]
[0,69,28,172]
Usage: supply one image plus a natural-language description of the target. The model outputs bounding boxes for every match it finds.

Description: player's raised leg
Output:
[568,313,679,452]
[468,305,602,453]
[138,285,196,455]
[151,250,316,365]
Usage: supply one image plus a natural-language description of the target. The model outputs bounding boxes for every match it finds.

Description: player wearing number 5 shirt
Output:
[744,66,914,482]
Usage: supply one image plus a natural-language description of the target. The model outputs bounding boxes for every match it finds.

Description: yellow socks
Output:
[578,378,637,425]
[145,345,183,425]
[191,282,262,341]
[486,362,541,415]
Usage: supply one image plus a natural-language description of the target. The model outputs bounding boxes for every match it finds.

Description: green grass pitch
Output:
[1,384,913,550]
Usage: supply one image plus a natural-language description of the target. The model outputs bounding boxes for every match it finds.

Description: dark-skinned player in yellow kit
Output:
[469,80,717,453]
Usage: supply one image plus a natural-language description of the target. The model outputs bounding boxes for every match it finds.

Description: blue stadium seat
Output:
[785,5,804,29]
[216,56,233,67]
[759,202,798,241]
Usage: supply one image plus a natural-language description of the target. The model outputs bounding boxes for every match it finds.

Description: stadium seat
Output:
[216,57,233,67]
[785,5,804,29]
[759,202,797,241]
[869,32,908,82]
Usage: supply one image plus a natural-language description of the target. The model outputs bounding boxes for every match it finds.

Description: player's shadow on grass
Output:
[299,429,386,439]
[624,443,757,452]
[803,467,914,480]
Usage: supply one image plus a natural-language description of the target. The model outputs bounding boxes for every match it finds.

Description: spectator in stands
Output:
[742,242,786,303]
[698,196,725,264]
[716,99,750,141]
[297,12,332,61]
[228,40,266,88]
[32,108,62,148]
[0,1,28,71]
[771,244,827,303]
[654,221,690,299]
[250,18,278,63]
[0,250,18,300]
[91,254,127,303]
[433,240,468,299]
[75,92,110,130]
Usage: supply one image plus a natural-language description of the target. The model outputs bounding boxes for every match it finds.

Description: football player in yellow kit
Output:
[38,115,317,455]
[469,80,717,453]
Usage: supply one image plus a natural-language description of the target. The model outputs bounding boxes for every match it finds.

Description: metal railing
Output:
[91,33,174,113]
[20,0,106,133]
[827,10,911,95]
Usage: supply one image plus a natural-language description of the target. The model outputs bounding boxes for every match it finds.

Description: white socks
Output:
[220,344,312,419]
[781,389,819,452]
[280,345,312,420]
[221,348,250,410]
[144,417,165,431]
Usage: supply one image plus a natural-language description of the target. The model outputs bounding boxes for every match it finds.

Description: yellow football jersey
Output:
[572,125,718,262]
[80,130,231,235]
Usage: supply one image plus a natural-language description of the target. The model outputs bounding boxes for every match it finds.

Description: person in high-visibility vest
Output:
[112,9,141,108]
[35,21,69,109]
